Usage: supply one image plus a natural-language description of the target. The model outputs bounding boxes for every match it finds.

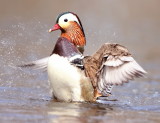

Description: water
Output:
[0,0,160,123]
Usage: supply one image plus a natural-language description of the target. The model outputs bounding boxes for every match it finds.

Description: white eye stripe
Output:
[58,13,80,26]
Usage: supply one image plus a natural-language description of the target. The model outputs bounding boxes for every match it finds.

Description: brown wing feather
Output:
[84,43,130,87]
[83,43,146,96]
[83,56,99,88]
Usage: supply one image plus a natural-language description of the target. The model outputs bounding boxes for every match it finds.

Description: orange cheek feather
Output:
[61,22,86,46]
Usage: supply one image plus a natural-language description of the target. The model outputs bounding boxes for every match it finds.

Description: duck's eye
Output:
[64,19,68,22]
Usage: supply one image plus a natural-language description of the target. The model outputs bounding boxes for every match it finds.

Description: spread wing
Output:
[83,43,147,96]
[18,57,49,71]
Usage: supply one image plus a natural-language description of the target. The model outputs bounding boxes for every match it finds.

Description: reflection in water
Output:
[47,102,113,123]
[0,0,160,122]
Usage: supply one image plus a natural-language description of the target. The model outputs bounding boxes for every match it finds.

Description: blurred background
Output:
[0,0,160,123]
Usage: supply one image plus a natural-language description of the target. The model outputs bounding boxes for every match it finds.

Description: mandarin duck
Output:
[20,12,146,102]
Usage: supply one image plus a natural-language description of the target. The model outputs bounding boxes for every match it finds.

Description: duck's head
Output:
[49,12,86,47]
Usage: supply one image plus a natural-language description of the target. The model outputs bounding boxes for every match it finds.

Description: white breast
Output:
[47,54,85,102]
